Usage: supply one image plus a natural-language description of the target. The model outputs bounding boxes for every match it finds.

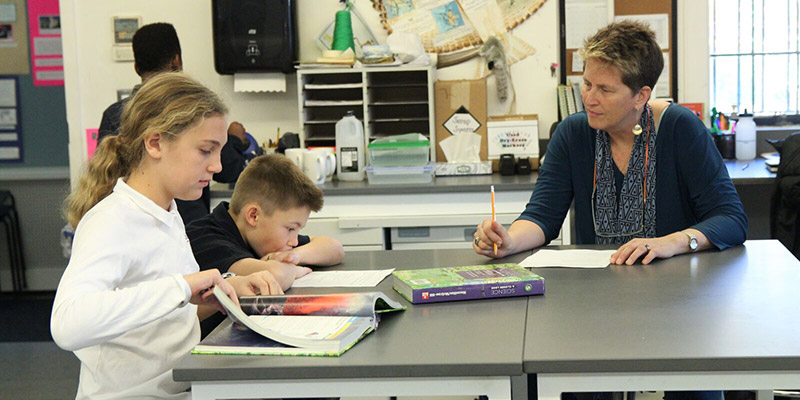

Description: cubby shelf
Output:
[297,65,436,162]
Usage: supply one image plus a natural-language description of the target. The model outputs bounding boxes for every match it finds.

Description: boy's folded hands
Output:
[262,250,300,265]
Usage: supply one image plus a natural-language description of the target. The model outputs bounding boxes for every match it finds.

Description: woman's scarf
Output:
[593,104,657,244]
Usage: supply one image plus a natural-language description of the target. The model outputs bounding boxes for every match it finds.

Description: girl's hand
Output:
[473,219,513,258]
[226,270,284,296]
[183,269,239,313]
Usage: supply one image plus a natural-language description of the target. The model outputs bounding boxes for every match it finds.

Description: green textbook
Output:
[392,263,545,304]
[193,286,405,356]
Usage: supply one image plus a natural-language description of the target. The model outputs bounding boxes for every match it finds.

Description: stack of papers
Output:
[291,269,395,288]
[520,249,616,269]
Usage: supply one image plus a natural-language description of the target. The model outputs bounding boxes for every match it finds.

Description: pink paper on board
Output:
[28,0,64,87]
[86,129,98,159]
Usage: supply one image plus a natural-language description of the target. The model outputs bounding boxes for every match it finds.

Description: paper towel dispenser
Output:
[212,0,297,74]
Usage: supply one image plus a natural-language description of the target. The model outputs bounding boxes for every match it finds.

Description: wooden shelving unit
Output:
[297,65,436,161]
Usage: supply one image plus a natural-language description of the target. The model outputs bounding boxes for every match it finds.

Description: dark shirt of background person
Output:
[97,22,245,224]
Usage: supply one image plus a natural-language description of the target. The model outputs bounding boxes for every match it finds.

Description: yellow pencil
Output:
[491,185,497,255]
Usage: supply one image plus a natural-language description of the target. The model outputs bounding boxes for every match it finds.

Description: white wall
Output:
[677,0,710,121]
[61,0,708,183]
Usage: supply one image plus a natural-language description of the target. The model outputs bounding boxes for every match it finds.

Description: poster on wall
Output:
[371,0,547,53]
[27,0,63,86]
[0,76,22,162]
[0,0,30,75]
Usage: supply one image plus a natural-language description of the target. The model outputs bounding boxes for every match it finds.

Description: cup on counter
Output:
[284,148,305,168]
[302,150,326,185]
[310,147,336,182]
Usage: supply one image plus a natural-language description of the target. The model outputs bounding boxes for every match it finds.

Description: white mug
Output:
[302,151,326,185]
[310,147,336,182]
[284,148,305,168]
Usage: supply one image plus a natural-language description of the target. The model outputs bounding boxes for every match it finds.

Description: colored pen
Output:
[491,185,497,255]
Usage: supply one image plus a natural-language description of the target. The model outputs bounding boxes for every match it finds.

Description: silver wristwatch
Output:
[682,231,698,252]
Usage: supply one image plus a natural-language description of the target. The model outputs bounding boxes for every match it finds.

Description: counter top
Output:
[210,158,775,198]
[211,173,540,197]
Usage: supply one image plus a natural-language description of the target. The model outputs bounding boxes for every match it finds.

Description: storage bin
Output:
[368,133,430,167]
[366,164,434,184]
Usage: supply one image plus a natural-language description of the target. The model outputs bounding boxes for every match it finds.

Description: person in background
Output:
[474,21,747,400]
[98,22,247,224]
[52,72,281,399]
[187,154,345,336]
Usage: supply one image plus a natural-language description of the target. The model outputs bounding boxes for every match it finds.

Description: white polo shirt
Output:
[52,178,199,400]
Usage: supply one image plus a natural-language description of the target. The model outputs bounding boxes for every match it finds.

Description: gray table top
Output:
[174,249,530,382]
[522,240,800,374]
[210,159,773,199]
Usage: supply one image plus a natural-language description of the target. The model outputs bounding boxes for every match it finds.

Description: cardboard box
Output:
[434,79,488,164]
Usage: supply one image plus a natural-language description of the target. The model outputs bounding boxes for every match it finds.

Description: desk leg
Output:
[191,376,512,400]
[537,372,799,400]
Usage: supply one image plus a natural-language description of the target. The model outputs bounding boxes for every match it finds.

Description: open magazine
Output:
[193,286,406,356]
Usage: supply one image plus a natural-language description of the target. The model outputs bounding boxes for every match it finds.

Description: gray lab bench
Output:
[174,249,531,400]
[175,240,800,399]
[524,240,800,399]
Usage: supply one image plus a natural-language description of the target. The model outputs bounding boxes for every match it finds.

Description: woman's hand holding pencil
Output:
[473,218,513,259]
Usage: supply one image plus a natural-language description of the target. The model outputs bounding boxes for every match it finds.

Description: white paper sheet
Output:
[614,14,669,50]
[654,53,670,99]
[291,269,395,288]
[520,249,616,268]
[0,79,16,107]
[565,1,609,49]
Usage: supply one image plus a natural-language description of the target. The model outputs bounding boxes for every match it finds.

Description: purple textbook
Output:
[392,263,545,304]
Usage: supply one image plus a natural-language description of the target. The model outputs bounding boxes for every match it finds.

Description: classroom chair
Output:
[0,189,26,291]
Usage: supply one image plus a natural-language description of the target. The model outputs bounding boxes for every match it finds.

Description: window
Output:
[710,0,800,122]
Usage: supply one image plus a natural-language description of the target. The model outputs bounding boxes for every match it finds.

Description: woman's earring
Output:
[632,124,643,135]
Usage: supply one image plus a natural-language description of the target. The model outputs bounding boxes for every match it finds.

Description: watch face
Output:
[689,237,698,250]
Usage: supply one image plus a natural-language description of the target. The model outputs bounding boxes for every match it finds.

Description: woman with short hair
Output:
[475,20,746,267]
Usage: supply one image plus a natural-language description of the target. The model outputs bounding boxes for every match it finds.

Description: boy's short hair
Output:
[230,154,323,216]
[133,23,181,76]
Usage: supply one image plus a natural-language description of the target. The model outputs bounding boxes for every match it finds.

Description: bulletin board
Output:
[0,0,31,75]
[558,0,677,100]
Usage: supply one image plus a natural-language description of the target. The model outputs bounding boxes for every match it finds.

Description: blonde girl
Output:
[52,72,279,400]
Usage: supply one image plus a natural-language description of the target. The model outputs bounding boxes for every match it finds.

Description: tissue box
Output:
[434,79,488,165]
[434,161,492,176]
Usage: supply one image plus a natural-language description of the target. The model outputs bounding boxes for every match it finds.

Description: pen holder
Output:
[714,132,735,159]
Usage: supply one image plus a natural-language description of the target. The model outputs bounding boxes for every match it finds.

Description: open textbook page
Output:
[193,286,404,356]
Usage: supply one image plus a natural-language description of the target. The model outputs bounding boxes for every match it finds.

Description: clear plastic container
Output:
[365,164,434,184]
[368,133,430,167]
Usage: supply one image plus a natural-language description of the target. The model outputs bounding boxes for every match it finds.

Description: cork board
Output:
[560,0,677,100]
[0,0,30,75]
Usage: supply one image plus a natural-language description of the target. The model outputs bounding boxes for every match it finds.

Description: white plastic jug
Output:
[335,111,365,181]
[735,110,756,160]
